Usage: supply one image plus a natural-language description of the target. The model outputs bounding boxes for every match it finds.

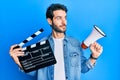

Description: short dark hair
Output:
[46,3,68,20]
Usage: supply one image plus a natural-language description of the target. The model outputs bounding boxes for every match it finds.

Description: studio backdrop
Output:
[0,0,120,80]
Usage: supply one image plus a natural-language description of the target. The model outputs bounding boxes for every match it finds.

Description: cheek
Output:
[53,20,62,26]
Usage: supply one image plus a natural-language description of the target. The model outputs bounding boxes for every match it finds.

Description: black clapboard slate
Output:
[18,40,56,73]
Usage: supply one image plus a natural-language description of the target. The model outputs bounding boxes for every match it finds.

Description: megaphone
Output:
[81,25,106,49]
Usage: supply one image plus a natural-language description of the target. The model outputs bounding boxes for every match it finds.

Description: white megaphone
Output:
[81,25,106,49]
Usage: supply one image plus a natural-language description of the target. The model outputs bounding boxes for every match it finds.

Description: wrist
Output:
[90,54,98,60]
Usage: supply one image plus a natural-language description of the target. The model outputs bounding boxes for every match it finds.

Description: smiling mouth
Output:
[60,24,66,27]
[60,26,66,30]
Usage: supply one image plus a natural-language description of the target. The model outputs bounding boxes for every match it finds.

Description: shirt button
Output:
[66,76,68,79]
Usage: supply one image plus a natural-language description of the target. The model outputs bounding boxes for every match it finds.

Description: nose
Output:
[62,18,67,25]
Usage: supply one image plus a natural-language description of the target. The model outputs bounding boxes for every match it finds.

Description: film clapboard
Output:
[20,40,56,73]
[14,28,56,73]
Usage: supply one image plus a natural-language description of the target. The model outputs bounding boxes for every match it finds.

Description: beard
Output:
[51,22,66,33]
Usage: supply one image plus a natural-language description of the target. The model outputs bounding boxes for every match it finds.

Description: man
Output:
[9,3,103,80]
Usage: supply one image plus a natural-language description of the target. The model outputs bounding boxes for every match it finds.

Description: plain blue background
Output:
[0,0,120,80]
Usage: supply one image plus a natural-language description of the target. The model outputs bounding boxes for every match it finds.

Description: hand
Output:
[9,44,24,68]
[90,42,103,58]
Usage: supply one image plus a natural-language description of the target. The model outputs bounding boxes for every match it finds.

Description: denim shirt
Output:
[27,35,94,80]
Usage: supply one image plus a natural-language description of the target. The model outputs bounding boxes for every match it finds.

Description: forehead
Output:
[53,10,66,17]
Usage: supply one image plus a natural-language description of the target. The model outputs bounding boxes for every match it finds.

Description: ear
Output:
[47,18,52,25]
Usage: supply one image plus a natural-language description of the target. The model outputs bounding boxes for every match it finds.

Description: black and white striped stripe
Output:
[22,40,46,51]
[18,28,44,47]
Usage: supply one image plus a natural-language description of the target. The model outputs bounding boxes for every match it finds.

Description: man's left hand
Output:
[90,42,103,59]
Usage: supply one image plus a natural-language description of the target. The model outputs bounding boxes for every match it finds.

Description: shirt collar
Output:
[48,33,69,42]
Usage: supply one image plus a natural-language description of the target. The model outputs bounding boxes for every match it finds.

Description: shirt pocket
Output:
[69,52,80,67]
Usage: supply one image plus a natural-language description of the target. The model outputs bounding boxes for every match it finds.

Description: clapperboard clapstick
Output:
[14,28,56,73]
[13,28,44,48]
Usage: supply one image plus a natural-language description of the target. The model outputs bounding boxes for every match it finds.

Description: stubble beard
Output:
[51,23,66,33]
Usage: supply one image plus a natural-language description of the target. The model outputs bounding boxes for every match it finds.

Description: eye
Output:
[56,16,61,20]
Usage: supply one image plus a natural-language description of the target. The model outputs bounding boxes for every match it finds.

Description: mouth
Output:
[60,25,66,30]
[60,24,66,28]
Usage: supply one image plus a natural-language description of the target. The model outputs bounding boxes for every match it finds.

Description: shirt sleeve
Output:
[86,59,96,69]
[19,67,37,77]
[81,55,96,73]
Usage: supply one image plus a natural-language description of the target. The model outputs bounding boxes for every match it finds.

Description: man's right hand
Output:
[9,44,24,68]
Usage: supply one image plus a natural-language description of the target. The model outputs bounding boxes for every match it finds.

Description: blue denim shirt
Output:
[27,34,94,80]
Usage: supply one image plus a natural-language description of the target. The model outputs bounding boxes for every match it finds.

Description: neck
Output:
[52,31,65,39]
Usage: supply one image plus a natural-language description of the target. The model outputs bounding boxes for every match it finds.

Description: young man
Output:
[9,3,103,80]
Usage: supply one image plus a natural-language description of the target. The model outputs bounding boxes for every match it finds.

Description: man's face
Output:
[49,10,67,33]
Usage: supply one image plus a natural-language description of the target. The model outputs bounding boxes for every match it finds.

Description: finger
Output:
[10,44,18,52]
[96,44,103,53]
[13,48,23,52]
[10,49,24,56]
[15,52,24,57]
[9,44,17,52]
[11,51,24,57]
[9,44,23,54]
[10,48,23,56]
[91,42,97,46]
[93,42,100,49]
[95,43,100,49]
[99,46,103,53]
[95,42,99,47]
[96,43,102,50]
[92,42,103,51]
[10,45,23,53]
[90,42,97,50]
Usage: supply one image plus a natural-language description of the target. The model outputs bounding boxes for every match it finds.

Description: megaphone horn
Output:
[81,25,106,49]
